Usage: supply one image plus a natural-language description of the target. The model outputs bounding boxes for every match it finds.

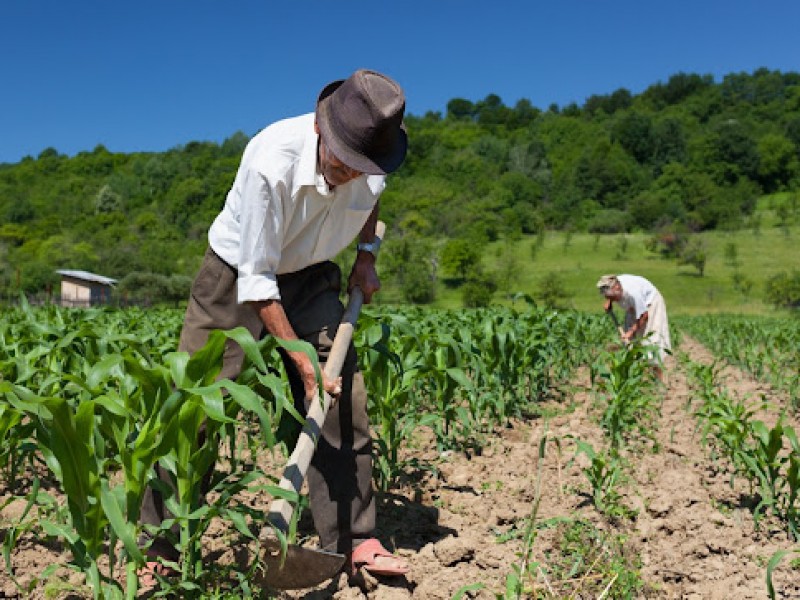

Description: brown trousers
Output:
[140,248,376,555]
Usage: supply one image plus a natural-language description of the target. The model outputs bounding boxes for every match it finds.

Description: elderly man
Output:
[140,69,410,585]
[597,274,671,379]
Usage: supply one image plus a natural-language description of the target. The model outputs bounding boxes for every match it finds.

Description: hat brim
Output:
[315,80,408,176]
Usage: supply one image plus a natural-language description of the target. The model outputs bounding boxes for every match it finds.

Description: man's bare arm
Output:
[248,299,341,400]
[348,202,381,303]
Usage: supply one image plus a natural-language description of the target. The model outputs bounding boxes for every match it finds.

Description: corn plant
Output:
[1,302,613,596]
[422,334,476,450]
[767,546,800,600]
[685,353,800,539]
[569,439,629,519]
[694,391,764,481]
[128,328,307,596]
[677,315,800,409]
[680,357,726,412]
[1,477,63,593]
[0,308,309,598]
[741,421,800,537]
[0,401,36,493]
[592,341,660,453]
[358,314,437,489]
[509,431,562,597]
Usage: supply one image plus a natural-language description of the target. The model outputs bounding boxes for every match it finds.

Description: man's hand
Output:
[290,350,342,406]
[622,312,648,344]
[348,251,380,304]
[250,299,343,405]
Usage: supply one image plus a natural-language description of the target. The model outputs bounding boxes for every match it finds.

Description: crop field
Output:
[1,302,799,599]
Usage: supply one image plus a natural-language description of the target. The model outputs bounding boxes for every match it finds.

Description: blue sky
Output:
[1,1,798,164]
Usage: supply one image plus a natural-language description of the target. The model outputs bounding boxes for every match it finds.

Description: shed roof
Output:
[56,270,118,286]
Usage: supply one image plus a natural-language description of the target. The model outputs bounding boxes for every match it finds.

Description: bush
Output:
[677,237,708,277]
[645,226,689,258]
[402,265,436,304]
[441,237,482,283]
[381,235,437,304]
[536,271,572,309]
[117,272,191,305]
[765,271,800,309]
[461,273,497,308]
[587,209,632,234]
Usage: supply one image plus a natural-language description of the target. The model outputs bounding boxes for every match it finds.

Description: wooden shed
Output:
[56,269,117,308]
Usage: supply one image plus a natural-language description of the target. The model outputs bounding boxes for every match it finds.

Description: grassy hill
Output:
[377,193,799,316]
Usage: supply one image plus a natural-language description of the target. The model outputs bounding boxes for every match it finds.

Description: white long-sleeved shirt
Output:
[617,274,658,318]
[208,113,385,303]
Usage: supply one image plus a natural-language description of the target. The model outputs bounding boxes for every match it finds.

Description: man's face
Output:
[315,125,363,188]
[607,281,623,301]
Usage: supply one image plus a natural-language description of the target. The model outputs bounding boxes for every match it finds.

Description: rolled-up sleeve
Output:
[236,167,284,303]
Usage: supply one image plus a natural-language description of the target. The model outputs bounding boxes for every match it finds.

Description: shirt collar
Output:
[294,120,321,196]
[294,116,385,197]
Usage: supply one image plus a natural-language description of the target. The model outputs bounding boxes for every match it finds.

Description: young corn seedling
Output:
[570,439,630,520]
[593,341,660,453]
[767,546,800,600]
[358,316,436,490]
[742,421,800,538]
[422,334,475,452]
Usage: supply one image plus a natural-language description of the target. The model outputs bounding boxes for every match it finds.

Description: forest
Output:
[1,68,799,305]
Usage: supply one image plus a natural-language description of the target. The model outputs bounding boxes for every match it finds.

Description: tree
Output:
[646,225,689,258]
[166,274,192,304]
[536,272,571,309]
[509,99,539,128]
[117,272,191,305]
[221,131,250,157]
[611,112,655,164]
[447,98,475,120]
[731,272,753,297]
[584,88,632,115]
[587,209,632,233]
[5,197,34,223]
[383,236,437,304]
[707,120,760,184]
[440,238,482,282]
[678,237,708,276]
[461,272,496,308]
[786,118,800,155]
[37,147,61,160]
[401,265,436,304]
[724,241,740,267]
[643,72,712,107]
[496,241,520,296]
[757,133,799,192]
[95,184,122,214]
[764,271,800,309]
[651,118,687,171]
[572,139,641,208]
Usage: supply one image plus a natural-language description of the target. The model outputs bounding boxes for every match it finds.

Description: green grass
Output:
[377,194,800,316]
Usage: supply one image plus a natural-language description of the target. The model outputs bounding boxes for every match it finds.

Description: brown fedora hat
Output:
[315,69,407,175]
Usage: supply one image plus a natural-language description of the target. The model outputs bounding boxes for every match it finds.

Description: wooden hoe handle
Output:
[268,221,386,531]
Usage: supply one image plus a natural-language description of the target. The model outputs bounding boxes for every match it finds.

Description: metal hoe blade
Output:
[257,537,345,590]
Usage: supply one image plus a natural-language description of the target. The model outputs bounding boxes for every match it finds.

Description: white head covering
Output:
[596,274,618,295]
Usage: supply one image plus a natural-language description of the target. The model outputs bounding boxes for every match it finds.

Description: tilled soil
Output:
[2,335,799,599]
